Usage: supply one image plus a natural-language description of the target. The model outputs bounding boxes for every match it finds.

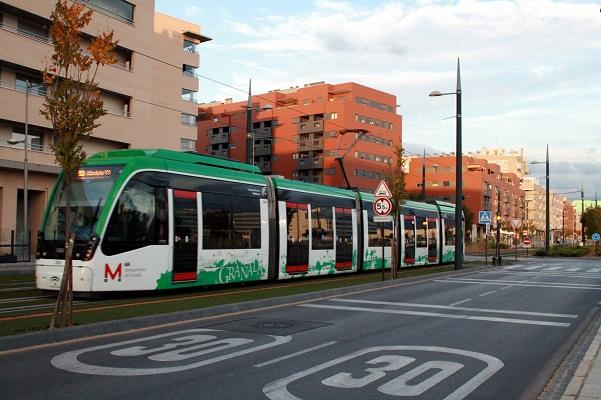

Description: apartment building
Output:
[405,155,525,241]
[471,147,529,179]
[0,0,209,254]
[197,81,402,191]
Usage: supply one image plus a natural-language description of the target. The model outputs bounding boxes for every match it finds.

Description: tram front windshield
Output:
[43,166,122,242]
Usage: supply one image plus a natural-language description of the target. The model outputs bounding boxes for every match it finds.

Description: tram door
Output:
[172,190,198,282]
[285,202,309,274]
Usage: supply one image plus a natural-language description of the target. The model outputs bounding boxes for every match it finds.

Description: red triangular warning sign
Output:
[374,180,392,198]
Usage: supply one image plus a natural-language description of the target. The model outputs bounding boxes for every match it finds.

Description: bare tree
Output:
[42,0,117,328]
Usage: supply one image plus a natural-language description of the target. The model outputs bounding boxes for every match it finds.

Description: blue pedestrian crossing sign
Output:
[478,210,492,225]
[592,232,600,242]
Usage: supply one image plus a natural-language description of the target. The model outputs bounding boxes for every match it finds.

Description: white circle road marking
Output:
[263,346,503,400]
[51,329,291,376]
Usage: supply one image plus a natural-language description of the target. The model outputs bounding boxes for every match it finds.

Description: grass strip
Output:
[0,264,461,337]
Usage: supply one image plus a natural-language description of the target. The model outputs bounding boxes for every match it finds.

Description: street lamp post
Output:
[581,180,585,245]
[7,80,32,259]
[429,58,463,270]
[531,145,550,253]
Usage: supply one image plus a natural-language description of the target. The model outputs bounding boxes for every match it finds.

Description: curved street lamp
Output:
[429,58,463,270]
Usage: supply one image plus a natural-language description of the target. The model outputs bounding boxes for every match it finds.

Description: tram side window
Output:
[102,180,167,255]
[428,219,438,253]
[416,216,427,248]
[202,193,261,249]
[444,215,456,245]
[368,208,392,247]
[311,206,333,250]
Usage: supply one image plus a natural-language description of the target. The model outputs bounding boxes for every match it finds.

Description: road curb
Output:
[0,264,491,354]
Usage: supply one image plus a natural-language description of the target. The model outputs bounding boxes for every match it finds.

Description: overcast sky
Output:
[156,0,601,199]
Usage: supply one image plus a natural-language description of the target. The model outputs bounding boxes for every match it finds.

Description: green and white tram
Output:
[36,149,462,293]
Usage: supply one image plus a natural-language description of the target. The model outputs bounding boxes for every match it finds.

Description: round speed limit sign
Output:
[373,197,392,216]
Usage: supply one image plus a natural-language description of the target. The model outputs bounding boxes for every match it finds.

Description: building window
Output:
[180,138,196,151]
[183,64,197,78]
[11,126,43,151]
[181,88,198,102]
[181,113,196,126]
[183,39,198,54]
[17,19,49,42]
[15,73,46,96]
[82,0,134,24]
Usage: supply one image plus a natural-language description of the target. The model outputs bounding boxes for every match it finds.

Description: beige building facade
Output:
[0,0,209,256]
[471,147,529,179]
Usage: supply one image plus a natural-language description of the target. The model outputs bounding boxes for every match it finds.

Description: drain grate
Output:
[205,317,331,336]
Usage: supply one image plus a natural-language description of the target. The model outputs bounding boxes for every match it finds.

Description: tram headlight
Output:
[83,234,100,261]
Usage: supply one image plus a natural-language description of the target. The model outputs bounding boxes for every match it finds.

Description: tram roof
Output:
[271,176,356,199]
[86,149,263,175]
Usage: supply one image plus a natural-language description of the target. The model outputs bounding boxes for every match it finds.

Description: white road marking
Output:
[522,266,543,271]
[444,277,601,288]
[542,267,562,271]
[565,267,582,272]
[480,271,601,279]
[437,278,601,291]
[263,346,504,400]
[52,329,291,376]
[255,341,338,368]
[331,299,577,318]
[479,290,497,297]
[590,268,601,273]
[449,299,472,307]
[301,304,572,327]
[500,286,512,290]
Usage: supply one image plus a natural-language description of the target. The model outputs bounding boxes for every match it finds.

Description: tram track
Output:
[0,267,467,327]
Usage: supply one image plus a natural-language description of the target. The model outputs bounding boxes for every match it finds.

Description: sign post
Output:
[511,219,521,261]
[374,180,392,280]
[523,236,531,258]
[593,232,600,252]
[479,211,492,265]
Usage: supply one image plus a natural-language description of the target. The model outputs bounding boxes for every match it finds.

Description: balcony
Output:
[298,138,323,151]
[209,148,229,158]
[298,121,323,134]
[256,161,271,173]
[298,157,323,170]
[254,143,272,156]
[210,133,229,145]
[254,127,272,139]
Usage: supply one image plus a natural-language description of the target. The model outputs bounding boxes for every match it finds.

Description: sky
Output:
[155,0,601,200]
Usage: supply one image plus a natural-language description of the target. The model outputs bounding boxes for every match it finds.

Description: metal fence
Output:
[0,230,31,263]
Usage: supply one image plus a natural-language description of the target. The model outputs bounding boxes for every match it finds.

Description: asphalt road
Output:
[2,258,601,400]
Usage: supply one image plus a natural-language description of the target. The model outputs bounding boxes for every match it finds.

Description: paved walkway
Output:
[562,324,601,399]
[0,261,34,274]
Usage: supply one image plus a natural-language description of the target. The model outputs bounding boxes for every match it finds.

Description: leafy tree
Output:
[386,145,408,279]
[581,206,601,240]
[42,0,117,329]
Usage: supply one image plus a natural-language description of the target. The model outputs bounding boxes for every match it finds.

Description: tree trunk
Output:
[49,173,74,329]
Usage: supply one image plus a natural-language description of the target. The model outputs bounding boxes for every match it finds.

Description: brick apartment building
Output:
[0,0,209,255]
[197,81,402,191]
[406,155,525,241]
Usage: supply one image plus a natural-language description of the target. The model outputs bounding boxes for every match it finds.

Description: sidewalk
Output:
[0,261,34,274]
[562,323,601,399]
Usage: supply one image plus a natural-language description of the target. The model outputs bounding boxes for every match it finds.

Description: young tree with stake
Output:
[42,0,117,328]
